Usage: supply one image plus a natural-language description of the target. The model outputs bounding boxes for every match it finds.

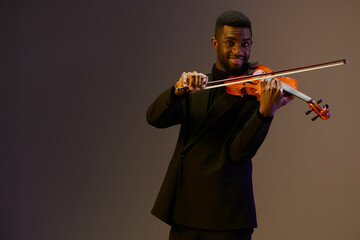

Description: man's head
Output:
[212,11,253,75]
[214,10,252,38]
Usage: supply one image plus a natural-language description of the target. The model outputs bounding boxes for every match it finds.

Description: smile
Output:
[229,58,243,64]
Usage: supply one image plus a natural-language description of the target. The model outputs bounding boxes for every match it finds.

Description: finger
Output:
[263,77,273,90]
[181,72,188,88]
[269,78,279,93]
[282,94,295,106]
[261,78,266,93]
[271,78,277,90]
[192,71,200,90]
[276,78,282,93]
[187,72,195,91]
[286,95,295,101]
[279,81,284,95]
[200,73,208,88]
[174,72,189,96]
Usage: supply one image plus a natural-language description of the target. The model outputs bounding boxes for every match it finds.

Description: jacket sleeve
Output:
[229,109,273,162]
[146,86,186,128]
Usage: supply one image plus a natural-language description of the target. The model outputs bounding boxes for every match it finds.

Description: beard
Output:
[218,53,249,75]
[224,62,248,75]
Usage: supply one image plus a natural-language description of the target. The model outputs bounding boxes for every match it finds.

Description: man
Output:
[146,10,293,240]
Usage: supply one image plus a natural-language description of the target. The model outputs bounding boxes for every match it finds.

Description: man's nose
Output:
[232,44,245,55]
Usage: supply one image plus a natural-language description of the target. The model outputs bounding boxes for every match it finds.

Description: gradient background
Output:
[1,0,360,239]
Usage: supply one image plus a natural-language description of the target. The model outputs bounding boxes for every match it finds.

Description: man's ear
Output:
[211,37,218,51]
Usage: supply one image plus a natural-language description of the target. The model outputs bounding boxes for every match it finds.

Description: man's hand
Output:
[259,77,294,118]
[174,71,208,97]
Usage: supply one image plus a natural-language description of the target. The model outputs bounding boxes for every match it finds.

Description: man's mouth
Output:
[229,57,244,64]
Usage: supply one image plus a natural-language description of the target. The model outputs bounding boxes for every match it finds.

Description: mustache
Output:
[229,55,245,59]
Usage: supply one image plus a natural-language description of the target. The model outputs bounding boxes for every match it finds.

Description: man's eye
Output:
[225,41,234,46]
[242,42,251,48]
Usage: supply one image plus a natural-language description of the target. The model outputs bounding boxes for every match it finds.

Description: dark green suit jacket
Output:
[147,67,273,230]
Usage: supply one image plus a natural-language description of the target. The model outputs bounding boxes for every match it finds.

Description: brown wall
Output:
[1,0,359,239]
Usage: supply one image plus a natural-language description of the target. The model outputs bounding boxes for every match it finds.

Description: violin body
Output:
[226,65,299,101]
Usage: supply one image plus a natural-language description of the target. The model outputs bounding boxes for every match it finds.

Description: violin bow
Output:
[205,59,348,89]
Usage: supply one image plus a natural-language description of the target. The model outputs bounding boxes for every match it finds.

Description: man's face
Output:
[212,25,252,75]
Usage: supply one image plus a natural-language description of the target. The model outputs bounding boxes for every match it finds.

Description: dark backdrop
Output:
[1,0,359,239]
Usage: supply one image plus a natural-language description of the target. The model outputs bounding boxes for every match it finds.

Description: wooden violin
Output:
[203,59,348,121]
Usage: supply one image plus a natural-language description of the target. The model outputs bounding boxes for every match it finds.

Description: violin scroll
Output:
[306,99,330,121]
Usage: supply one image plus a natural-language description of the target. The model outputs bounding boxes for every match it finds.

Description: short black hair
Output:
[215,10,252,38]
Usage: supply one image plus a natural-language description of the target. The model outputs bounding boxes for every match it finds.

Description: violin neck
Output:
[281,82,312,103]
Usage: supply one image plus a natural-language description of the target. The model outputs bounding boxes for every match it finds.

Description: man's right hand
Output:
[174,71,208,97]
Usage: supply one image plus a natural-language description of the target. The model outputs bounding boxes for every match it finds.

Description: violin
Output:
[226,65,327,120]
[203,59,348,121]
[225,65,299,101]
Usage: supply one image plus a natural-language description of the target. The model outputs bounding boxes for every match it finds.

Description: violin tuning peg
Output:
[305,109,314,115]
[324,104,329,109]
[317,99,323,104]
[311,115,320,121]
